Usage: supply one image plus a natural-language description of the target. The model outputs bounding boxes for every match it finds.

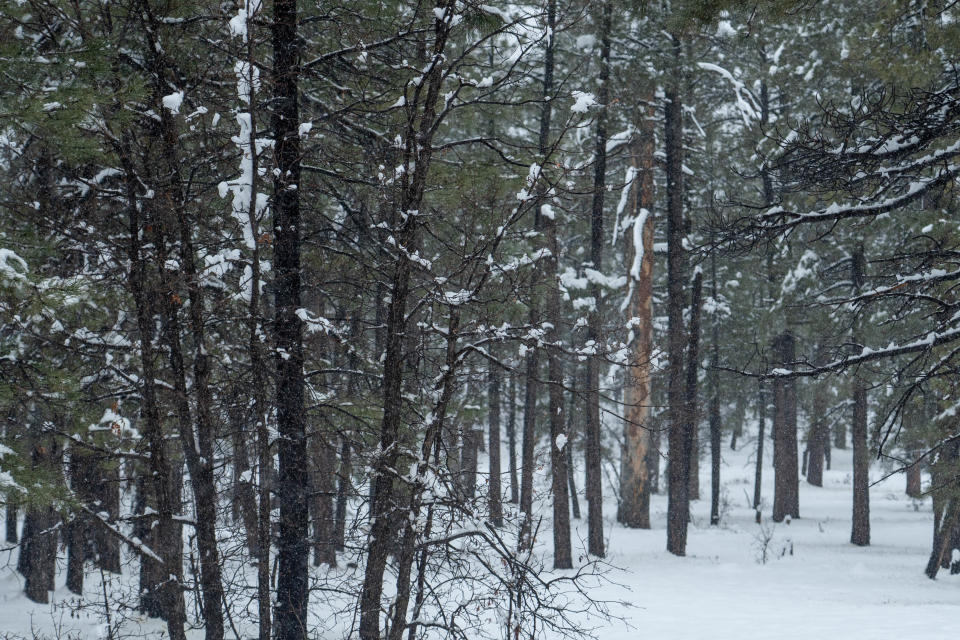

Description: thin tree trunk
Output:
[461,421,480,501]
[5,500,17,544]
[708,246,722,526]
[850,246,870,546]
[334,436,352,550]
[851,385,870,545]
[753,379,765,523]
[488,365,503,527]
[806,390,826,487]
[311,435,337,566]
[507,370,519,504]
[684,272,704,518]
[566,372,582,519]
[585,0,611,559]
[520,342,538,549]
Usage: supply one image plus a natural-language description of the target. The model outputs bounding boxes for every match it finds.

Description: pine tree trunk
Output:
[5,500,17,544]
[850,246,870,546]
[22,435,60,604]
[585,0,611,559]
[461,422,480,501]
[618,105,656,530]
[311,435,337,566]
[566,372,582,519]
[488,365,503,527]
[520,344,538,548]
[806,391,826,487]
[709,249,722,526]
[334,436,352,550]
[753,380,766,522]
[684,272,704,513]
[851,385,870,545]
[772,333,799,522]
[272,0,308,636]
[906,462,923,498]
[507,370,519,505]
[665,33,689,555]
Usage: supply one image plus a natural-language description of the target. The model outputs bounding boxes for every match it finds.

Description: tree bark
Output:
[618,104,656,530]
[272,0,308,636]
[684,271,704,513]
[753,379,766,522]
[806,390,826,487]
[488,365,503,527]
[585,0,611,559]
[665,32,689,555]
[507,370,519,505]
[772,332,799,522]
[851,385,870,545]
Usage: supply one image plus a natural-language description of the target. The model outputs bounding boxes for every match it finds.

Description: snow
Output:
[571,91,597,113]
[1,418,956,640]
[555,433,567,450]
[161,91,183,115]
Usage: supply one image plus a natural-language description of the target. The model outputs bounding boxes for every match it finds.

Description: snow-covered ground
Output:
[574,441,957,640]
[1,435,955,640]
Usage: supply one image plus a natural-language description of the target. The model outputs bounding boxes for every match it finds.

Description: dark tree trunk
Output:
[683,272,704,513]
[585,0,611,559]
[507,370,519,505]
[851,385,870,545]
[850,245,870,546]
[806,391,826,487]
[460,422,480,501]
[22,435,60,604]
[538,0,570,565]
[66,512,85,596]
[311,435,337,566]
[685,274,703,505]
[122,165,186,640]
[488,365,503,527]
[272,0,308,636]
[753,379,766,522]
[709,249,722,526]
[5,500,17,544]
[520,345,538,548]
[772,333,799,522]
[665,34,689,555]
[358,9,452,634]
[334,436,352,550]
[231,402,260,557]
[566,372,582,519]
[926,498,959,579]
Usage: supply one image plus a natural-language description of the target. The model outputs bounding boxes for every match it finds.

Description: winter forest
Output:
[3,0,960,638]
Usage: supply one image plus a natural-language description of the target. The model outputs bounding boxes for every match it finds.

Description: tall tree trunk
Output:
[585,0,611,559]
[753,379,765,522]
[851,385,870,545]
[272,0,308,636]
[806,393,826,487]
[566,372,582,519]
[123,164,187,640]
[507,370,519,504]
[488,365,503,527]
[684,272,704,515]
[772,333,799,522]
[358,8,452,635]
[850,246,870,546]
[535,0,571,567]
[709,251,722,526]
[665,32,689,556]
[618,104,656,530]
[520,342,538,549]
[461,421,480,501]
[334,436,352,550]
[311,435,337,566]
[22,435,60,604]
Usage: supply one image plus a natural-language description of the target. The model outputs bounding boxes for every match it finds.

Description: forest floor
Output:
[580,440,959,640]
[0,434,956,639]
